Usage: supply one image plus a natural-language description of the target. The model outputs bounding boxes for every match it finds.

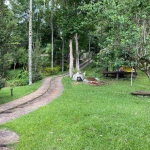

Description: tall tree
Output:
[56,0,93,76]
[81,0,150,72]
[69,39,73,77]
[50,0,54,69]
[0,0,16,77]
[74,33,80,71]
[28,0,33,85]
[56,5,75,77]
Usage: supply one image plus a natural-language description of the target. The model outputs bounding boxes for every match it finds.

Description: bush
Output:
[15,70,28,79]
[0,79,5,90]
[32,73,43,83]
[6,69,22,80]
[43,66,60,76]
[13,79,28,86]
[8,70,29,86]
[5,70,29,86]
[64,63,69,71]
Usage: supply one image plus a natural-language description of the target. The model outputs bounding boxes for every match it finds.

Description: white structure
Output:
[72,72,85,81]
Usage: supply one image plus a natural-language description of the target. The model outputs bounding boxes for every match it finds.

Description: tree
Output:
[56,5,75,77]
[0,0,16,77]
[80,0,150,76]
[74,33,80,71]
[28,0,33,85]
[56,0,94,77]
[50,0,54,69]
[9,0,45,83]
[132,0,150,79]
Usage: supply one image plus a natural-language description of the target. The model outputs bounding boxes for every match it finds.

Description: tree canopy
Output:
[1,0,150,83]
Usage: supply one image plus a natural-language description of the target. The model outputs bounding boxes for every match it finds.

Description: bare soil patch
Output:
[73,77,106,86]
[131,90,150,96]
[0,129,19,150]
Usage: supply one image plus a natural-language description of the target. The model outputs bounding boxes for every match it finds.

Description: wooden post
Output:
[10,87,13,96]
[131,66,133,86]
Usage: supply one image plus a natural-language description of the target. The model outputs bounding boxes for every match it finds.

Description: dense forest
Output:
[0,0,150,87]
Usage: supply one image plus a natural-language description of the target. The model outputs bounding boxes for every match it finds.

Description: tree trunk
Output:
[51,0,54,69]
[14,61,16,70]
[142,19,147,56]
[28,0,32,85]
[62,38,64,72]
[51,18,54,69]
[74,33,80,71]
[69,39,73,77]
[88,34,91,64]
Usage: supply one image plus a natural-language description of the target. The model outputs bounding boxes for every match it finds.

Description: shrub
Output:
[32,73,43,83]
[0,79,5,90]
[64,63,69,71]
[13,79,28,86]
[43,66,60,76]
[15,70,28,79]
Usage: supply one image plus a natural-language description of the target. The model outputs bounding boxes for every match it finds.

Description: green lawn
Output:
[0,80,42,105]
[1,70,150,150]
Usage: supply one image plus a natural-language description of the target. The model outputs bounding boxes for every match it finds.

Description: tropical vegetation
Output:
[1,1,150,149]
[0,0,150,88]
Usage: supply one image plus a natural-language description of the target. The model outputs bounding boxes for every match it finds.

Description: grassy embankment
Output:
[0,67,150,150]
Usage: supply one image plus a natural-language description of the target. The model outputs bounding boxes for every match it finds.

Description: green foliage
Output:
[43,66,61,76]
[56,0,95,42]
[8,70,29,86]
[40,43,52,68]
[64,63,69,71]
[80,1,150,71]
[32,73,43,83]
[0,1,17,76]
[2,0,150,81]
[40,56,50,67]
[13,79,28,86]
[15,70,28,80]
[0,79,5,90]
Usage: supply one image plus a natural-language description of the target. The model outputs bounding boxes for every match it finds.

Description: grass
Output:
[0,80,42,105]
[0,68,150,150]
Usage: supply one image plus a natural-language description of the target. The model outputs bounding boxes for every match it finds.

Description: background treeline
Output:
[1,0,150,87]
